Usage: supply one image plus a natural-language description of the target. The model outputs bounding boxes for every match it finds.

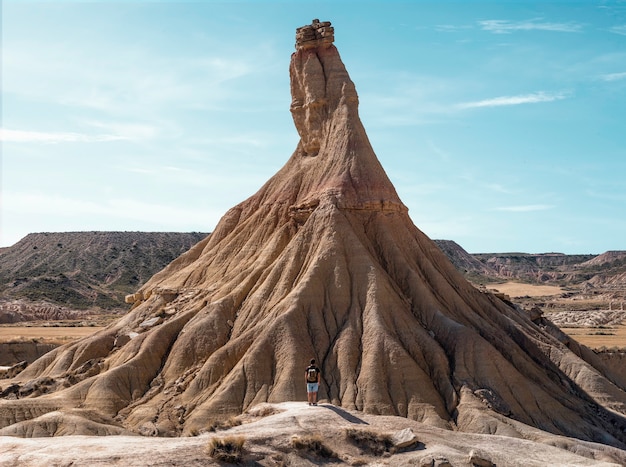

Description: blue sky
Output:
[1,1,625,254]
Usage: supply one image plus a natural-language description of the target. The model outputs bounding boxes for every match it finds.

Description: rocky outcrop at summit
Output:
[295,19,334,50]
[1,20,625,463]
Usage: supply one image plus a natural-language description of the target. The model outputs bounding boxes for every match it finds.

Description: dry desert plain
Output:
[0,325,104,344]
[1,281,624,351]
[487,281,626,349]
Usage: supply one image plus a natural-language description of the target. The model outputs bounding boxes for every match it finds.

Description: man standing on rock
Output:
[305,359,321,406]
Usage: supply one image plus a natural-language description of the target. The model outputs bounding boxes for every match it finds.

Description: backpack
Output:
[306,366,318,382]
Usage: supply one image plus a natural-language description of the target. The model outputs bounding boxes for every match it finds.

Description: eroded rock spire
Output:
[287,19,404,213]
[290,19,356,158]
[0,22,625,461]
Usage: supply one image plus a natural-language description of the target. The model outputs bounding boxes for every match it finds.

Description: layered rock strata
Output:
[0,21,625,462]
[295,18,334,50]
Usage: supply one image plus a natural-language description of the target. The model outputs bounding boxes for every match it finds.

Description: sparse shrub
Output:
[291,434,337,459]
[207,416,242,432]
[246,403,281,418]
[269,453,286,466]
[350,457,368,466]
[187,427,201,437]
[206,435,245,463]
[345,428,393,455]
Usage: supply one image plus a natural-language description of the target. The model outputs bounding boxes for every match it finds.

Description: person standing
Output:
[305,358,321,406]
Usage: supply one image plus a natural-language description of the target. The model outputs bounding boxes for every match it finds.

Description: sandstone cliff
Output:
[0,20,625,462]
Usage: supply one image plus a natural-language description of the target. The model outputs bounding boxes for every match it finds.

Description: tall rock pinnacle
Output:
[1,21,625,457]
[258,19,405,214]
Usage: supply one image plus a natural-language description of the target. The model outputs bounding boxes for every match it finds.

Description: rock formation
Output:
[1,20,625,461]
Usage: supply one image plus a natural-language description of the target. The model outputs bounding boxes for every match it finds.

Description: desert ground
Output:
[561,325,626,348]
[0,325,104,344]
[485,281,565,298]
[1,401,624,466]
[485,281,626,349]
[0,325,106,369]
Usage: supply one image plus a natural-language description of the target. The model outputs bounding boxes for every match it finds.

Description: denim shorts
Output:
[307,382,319,393]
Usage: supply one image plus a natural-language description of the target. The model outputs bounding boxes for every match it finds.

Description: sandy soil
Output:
[485,281,564,297]
[545,310,626,348]
[481,283,626,348]
[0,326,104,344]
[562,324,626,348]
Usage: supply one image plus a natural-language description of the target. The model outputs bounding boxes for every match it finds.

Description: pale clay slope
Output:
[1,19,626,465]
[0,402,623,466]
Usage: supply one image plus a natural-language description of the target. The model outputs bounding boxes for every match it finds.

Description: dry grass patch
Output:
[562,324,626,349]
[290,434,338,460]
[0,326,104,344]
[345,428,393,455]
[245,403,282,418]
[207,416,242,432]
[349,458,369,466]
[206,435,245,463]
[485,281,563,298]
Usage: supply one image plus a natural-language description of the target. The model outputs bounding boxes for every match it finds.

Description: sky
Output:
[1,1,625,254]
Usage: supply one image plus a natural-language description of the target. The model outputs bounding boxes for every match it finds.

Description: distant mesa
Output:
[0,20,625,464]
[0,231,207,315]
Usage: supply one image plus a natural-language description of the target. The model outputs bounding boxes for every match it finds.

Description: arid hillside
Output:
[456,243,625,288]
[0,232,207,316]
[436,240,626,306]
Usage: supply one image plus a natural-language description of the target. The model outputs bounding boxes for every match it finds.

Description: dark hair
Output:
[310,359,316,364]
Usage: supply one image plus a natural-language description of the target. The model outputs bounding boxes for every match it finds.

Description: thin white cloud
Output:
[486,183,513,194]
[2,38,269,125]
[479,19,582,34]
[358,73,459,126]
[585,189,626,202]
[609,24,626,36]
[2,191,219,231]
[457,91,568,109]
[115,161,269,191]
[83,121,158,140]
[0,128,129,143]
[427,140,451,161]
[192,134,271,148]
[435,24,472,33]
[493,205,555,212]
[599,71,626,82]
